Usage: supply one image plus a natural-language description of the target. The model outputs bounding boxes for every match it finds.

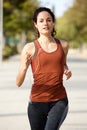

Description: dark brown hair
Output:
[33,7,56,37]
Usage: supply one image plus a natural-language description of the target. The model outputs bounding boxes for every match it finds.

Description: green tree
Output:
[3,0,39,40]
[56,0,87,46]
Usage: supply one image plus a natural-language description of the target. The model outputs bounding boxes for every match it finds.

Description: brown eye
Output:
[47,18,52,22]
[40,20,43,22]
[47,19,51,22]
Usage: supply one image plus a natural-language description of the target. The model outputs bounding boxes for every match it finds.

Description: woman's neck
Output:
[38,35,55,45]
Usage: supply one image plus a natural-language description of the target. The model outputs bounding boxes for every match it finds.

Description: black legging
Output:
[28,98,68,130]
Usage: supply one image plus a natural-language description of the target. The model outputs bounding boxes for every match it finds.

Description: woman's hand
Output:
[64,69,72,80]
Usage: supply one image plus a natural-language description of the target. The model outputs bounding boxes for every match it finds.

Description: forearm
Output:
[64,63,69,70]
[16,67,27,87]
[64,63,72,80]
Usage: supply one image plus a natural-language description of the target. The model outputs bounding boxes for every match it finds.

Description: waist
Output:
[30,83,67,102]
[30,97,68,105]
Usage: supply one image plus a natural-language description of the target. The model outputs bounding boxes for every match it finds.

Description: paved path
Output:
[0,50,87,130]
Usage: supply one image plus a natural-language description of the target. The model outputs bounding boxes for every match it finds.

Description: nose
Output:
[43,20,48,25]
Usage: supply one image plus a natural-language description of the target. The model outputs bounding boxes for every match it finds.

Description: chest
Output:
[38,45,65,68]
[39,42,57,53]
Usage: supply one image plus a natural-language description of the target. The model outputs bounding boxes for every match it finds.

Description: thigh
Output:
[27,102,48,130]
[45,98,68,130]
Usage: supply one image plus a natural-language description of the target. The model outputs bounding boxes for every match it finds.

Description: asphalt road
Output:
[0,50,87,130]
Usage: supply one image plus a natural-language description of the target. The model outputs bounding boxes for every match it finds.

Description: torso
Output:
[29,39,67,102]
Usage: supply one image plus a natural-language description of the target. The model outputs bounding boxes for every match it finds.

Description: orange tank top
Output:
[30,39,67,102]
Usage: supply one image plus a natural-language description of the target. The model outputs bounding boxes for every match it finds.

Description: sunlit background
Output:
[2,0,87,60]
[0,0,87,130]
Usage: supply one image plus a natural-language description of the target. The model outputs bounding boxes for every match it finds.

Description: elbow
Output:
[16,73,25,87]
[16,78,22,87]
[16,81,22,87]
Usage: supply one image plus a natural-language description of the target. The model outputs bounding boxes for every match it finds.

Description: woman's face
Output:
[34,11,54,36]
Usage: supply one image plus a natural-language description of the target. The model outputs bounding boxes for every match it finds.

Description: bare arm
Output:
[16,43,34,87]
[61,40,72,80]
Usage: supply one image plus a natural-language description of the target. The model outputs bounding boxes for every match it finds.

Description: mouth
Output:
[43,27,49,30]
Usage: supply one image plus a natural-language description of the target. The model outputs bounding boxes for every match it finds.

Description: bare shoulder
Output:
[60,40,69,55]
[60,40,68,48]
[23,42,35,51]
[21,42,35,56]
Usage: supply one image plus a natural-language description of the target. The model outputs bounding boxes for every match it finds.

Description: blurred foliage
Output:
[3,0,87,58]
[3,0,39,40]
[3,44,18,59]
[55,0,87,47]
[3,0,40,59]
